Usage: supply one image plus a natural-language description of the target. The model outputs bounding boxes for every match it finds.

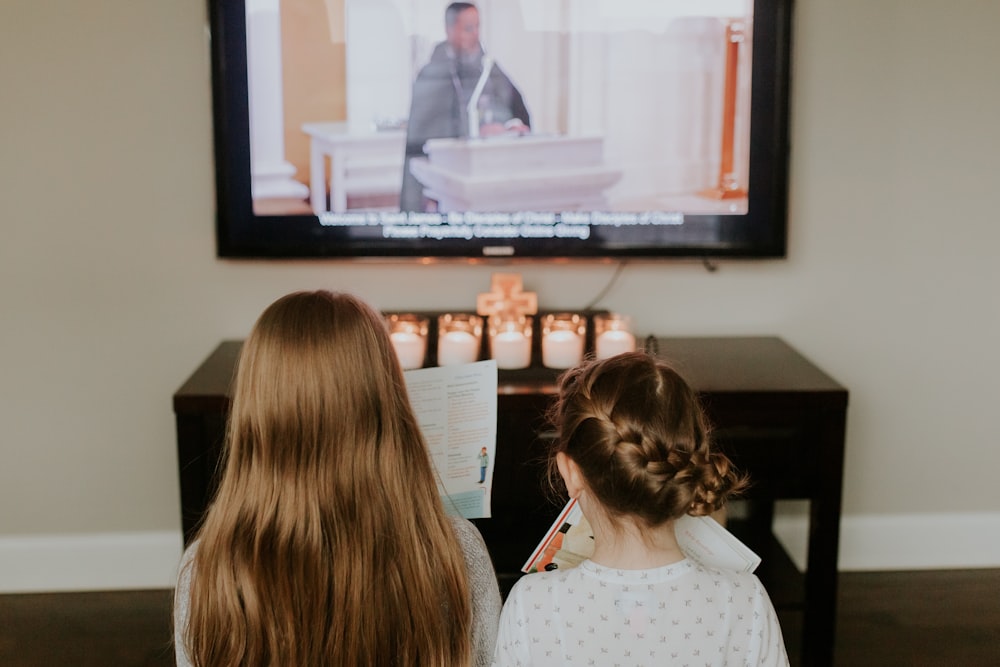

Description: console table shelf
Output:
[174,336,847,667]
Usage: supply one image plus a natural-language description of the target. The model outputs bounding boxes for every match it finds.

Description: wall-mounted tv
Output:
[208,0,792,260]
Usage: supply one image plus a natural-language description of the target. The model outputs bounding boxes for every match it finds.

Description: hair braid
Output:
[549,351,748,528]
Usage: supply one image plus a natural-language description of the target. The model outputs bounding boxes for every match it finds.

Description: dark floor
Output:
[1,569,999,666]
[0,589,174,667]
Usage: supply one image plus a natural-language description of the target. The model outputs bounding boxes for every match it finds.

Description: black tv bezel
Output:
[208,0,792,261]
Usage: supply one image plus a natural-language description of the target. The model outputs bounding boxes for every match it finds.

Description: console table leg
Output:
[801,411,847,666]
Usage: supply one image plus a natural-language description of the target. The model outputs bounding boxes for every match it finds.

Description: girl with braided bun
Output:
[492,351,788,667]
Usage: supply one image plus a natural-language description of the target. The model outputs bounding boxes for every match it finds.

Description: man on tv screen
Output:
[401,2,531,212]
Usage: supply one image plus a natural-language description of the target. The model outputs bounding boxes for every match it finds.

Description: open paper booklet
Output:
[404,360,498,521]
[523,498,761,574]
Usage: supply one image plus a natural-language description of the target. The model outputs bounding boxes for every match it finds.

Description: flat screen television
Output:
[208,0,792,260]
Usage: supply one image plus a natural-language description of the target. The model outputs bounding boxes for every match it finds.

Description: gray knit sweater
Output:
[174,517,501,666]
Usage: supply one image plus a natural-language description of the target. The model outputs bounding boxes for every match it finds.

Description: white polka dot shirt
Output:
[492,558,788,666]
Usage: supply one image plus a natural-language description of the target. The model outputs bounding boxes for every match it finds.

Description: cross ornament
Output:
[476,273,538,319]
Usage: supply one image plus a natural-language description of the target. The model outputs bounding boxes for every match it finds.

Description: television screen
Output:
[208,0,791,259]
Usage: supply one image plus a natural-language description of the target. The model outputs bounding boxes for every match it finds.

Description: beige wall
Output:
[1,0,999,582]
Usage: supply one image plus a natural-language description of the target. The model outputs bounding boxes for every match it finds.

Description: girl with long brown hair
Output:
[174,291,501,666]
[493,351,787,666]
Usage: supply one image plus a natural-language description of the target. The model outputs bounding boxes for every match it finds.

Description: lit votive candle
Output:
[541,313,586,369]
[390,331,426,369]
[386,314,428,370]
[594,314,636,360]
[437,313,483,366]
[438,330,479,366]
[489,315,533,369]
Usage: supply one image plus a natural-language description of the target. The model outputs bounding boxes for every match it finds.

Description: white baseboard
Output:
[773,510,1000,572]
[0,531,184,593]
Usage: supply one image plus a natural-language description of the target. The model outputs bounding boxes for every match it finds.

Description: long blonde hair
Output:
[182,291,471,666]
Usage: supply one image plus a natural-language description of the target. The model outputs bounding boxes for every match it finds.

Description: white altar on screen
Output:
[408,135,622,212]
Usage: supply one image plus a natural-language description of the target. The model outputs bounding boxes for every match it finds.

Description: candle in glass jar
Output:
[390,330,426,370]
[542,329,584,369]
[595,329,636,359]
[438,329,480,366]
[491,330,531,369]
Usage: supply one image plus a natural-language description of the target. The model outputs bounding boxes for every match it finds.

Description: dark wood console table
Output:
[174,336,847,666]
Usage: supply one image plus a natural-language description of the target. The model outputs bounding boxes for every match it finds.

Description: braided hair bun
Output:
[548,351,748,527]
